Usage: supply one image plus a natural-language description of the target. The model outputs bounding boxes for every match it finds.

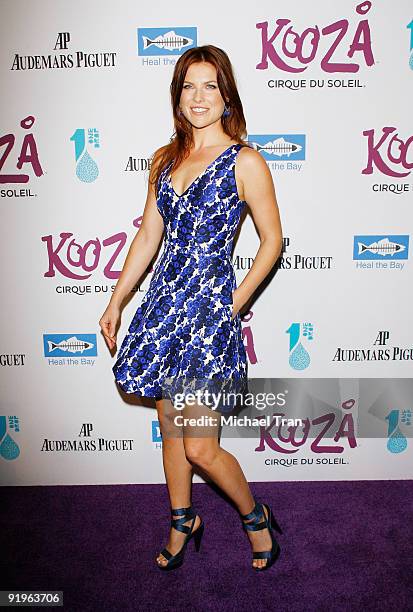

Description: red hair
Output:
[150,45,248,196]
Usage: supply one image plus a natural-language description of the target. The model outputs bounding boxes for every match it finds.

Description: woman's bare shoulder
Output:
[237,144,270,179]
[238,144,266,165]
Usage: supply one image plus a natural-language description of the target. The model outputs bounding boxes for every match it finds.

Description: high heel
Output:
[270,510,283,535]
[157,505,204,571]
[193,521,205,552]
[241,500,282,571]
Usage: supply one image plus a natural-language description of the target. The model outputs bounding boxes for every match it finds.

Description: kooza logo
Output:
[137,27,197,56]
[0,415,20,461]
[286,322,314,370]
[43,334,97,358]
[256,1,375,73]
[71,127,100,183]
[362,127,412,179]
[42,214,149,281]
[0,115,43,187]
[256,398,357,456]
[353,235,409,260]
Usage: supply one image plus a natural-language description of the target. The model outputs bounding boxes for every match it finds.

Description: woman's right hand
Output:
[99,303,120,351]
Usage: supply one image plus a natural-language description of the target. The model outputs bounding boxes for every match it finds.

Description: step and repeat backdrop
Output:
[1,1,412,485]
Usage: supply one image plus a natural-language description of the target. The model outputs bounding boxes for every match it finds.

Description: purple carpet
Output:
[1,480,412,611]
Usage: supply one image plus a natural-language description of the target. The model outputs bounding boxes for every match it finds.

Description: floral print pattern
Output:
[112,144,249,413]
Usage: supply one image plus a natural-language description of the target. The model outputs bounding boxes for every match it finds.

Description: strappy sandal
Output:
[157,505,205,571]
[241,500,282,571]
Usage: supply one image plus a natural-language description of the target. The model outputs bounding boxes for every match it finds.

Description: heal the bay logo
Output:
[43,333,97,366]
[247,134,305,172]
[353,235,409,270]
[137,27,197,65]
[152,420,162,449]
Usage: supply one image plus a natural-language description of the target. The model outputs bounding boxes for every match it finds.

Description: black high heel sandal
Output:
[241,500,282,571]
[157,505,205,571]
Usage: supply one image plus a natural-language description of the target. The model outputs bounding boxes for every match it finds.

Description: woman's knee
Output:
[183,439,219,467]
[156,401,182,437]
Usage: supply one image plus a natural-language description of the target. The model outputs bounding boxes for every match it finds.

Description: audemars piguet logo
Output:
[333,331,413,362]
[41,423,134,452]
[278,237,333,271]
[11,33,117,71]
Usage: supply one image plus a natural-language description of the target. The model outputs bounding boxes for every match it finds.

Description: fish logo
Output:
[143,31,193,52]
[353,235,409,260]
[152,420,162,443]
[247,134,306,161]
[138,27,197,56]
[48,336,94,354]
[250,138,302,157]
[43,334,98,357]
[358,238,405,257]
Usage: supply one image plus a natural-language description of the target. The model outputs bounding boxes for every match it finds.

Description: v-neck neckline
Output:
[169,143,238,198]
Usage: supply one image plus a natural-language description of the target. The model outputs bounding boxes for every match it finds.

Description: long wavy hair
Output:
[150,45,248,196]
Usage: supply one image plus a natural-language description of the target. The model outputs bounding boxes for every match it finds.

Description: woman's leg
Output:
[155,398,202,567]
[182,400,273,569]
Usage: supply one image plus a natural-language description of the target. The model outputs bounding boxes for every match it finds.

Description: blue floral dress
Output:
[112,143,249,413]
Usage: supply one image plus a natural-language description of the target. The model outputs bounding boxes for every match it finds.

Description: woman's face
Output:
[179,61,227,129]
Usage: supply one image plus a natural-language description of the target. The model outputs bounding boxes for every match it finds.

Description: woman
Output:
[99,45,283,571]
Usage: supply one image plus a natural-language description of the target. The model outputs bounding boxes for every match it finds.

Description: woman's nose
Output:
[192,90,203,103]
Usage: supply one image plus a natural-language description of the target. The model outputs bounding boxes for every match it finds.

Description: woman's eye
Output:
[182,84,216,89]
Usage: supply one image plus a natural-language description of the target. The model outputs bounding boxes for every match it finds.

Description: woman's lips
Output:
[190,107,209,115]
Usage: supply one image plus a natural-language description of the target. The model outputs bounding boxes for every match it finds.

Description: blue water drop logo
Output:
[387,427,407,454]
[289,342,310,370]
[385,409,408,454]
[76,150,99,183]
[0,432,20,460]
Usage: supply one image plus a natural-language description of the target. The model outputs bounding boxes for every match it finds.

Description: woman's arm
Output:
[233,147,283,316]
[99,151,165,349]
[109,153,165,309]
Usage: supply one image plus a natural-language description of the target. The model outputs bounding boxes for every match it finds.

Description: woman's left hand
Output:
[231,289,243,320]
